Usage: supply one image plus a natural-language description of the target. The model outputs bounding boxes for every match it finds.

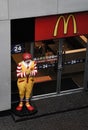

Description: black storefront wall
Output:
[11,18,35,43]
[11,14,88,104]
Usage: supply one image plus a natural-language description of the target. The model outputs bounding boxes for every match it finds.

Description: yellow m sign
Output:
[53,14,77,36]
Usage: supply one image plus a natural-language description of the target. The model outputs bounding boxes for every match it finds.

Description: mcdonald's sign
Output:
[53,14,77,36]
[35,12,88,41]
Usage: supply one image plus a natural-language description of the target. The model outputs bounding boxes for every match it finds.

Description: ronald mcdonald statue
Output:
[16,52,37,112]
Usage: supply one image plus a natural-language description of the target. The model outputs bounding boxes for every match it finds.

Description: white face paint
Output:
[24,59,31,64]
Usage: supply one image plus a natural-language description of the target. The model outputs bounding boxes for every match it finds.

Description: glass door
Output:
[61,36,86,92]
[83,35,88,90]
[33,39,59,96]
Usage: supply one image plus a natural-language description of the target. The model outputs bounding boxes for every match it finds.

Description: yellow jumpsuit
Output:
[16,60,37,101]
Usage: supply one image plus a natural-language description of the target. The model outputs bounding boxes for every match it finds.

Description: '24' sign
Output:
[11,44,24,54]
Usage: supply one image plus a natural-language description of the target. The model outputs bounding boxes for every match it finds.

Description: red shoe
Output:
[16,104,23,111]
[26,105,34,111]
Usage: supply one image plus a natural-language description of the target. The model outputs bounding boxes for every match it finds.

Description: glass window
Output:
[33,39,59,96]
[61,36,86,91]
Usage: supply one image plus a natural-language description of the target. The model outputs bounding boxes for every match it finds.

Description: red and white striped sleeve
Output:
[16,63,26,78]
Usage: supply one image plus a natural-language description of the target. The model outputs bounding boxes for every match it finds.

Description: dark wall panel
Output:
[11,18,35,43]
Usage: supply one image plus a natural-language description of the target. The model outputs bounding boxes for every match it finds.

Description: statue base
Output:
[11,102,37,121]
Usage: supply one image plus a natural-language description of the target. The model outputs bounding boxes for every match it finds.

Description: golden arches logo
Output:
[53,14,77,36]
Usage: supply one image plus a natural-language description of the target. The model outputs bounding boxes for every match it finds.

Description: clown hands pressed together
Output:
[16,53,37,112]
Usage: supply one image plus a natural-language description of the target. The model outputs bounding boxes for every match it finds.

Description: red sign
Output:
[35,12,88,41]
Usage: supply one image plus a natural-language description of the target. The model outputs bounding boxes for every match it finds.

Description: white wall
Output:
[9,0,57,19]
[0,0,8,20]
[9,0,88,19]
[58,0,88,14]
[0,21,11,111]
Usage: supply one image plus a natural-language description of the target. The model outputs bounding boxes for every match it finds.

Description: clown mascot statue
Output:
[16,52,37,113]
